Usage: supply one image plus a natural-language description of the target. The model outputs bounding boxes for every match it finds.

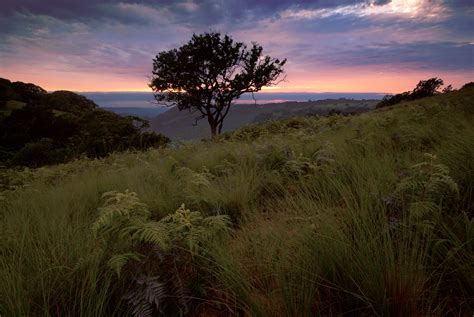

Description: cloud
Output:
[320,42,474,71]
[280,0,450,21]
[98,2,173,25]
[1,0,473,92]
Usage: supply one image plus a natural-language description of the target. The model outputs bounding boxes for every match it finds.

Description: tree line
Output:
[0,78,169,167]
[376,78,473,108]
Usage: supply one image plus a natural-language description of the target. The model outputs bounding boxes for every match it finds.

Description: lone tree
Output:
[149,32,286,137]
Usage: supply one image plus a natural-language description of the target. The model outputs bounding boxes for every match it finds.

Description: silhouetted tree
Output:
[442,85,453,93]
[150,32,286,137]
[411,77,444,99]
[376,77,447,108]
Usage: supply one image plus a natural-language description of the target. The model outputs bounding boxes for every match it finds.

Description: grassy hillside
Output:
[151,99,377,141]
[1,87,473,316]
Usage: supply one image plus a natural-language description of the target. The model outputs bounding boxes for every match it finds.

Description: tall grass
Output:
[1,88,473,315]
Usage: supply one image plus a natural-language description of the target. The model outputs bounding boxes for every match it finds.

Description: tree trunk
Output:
[210,125,217,138]
[209,119,219,138]
[208,115,218,138]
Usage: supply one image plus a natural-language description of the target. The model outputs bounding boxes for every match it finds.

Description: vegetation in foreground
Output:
[1,87,473,316]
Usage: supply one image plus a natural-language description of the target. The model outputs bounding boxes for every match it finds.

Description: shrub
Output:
[11,138,70,167]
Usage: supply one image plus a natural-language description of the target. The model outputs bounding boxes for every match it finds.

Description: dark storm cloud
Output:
[0,0,374,30]
[2,1,472,36]
[0,0,374,45]
[1,0,472,32]
[1,0,106,20]
[0,1,366,19]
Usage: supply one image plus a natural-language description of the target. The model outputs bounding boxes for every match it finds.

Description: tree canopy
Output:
[150,32,286,137]
[0,78,170,167]
[411,77,444,99]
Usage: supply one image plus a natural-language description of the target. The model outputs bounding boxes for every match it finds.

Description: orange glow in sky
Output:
[2,65,471,94]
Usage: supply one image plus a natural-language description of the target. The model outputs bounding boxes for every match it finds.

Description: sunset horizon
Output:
[1,0,472,94]
[3,72,472,94]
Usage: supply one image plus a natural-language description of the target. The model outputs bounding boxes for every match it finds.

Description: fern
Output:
[313,141,336,167]
[122,275,166,317]
[161,203,231,256]
[131,221,171,251]
[177,166,212,188]
[176,166,214,204]
[93,193,231,272]
[108,253,143,277]
[275,142,337,179]
[394,153,459,220]
[284,155,315,178]
[92,191,231,315]
[92,190,150,237]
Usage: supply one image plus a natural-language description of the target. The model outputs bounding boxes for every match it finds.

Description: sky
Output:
[0,0,473,94]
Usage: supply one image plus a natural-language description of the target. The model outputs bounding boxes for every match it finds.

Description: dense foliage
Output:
[150,32,286,137]
[0,78,170,167]
[376,77,448,108]
[1,86,473,316]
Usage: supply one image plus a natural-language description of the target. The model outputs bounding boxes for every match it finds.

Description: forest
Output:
[0,78,169,167]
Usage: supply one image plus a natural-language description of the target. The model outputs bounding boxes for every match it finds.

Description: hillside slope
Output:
[1,87,473,316]
[151,99,377,140]
[0,78,169,166]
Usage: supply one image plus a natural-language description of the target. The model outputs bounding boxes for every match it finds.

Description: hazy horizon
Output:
[83,91,388,109]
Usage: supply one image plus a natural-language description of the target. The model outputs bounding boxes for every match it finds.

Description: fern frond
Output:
[123,275,166,317]
[393,153,460,221]
[202,215,232,232]
[108,252,143,276]
[177,166,211,187]
[92,190,150,236]
[131,221,171,250]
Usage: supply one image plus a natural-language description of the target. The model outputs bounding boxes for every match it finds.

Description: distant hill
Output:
[103,107,167,119]
[151,99,378,141]
[81,91,383,128]
[81,92,167,119]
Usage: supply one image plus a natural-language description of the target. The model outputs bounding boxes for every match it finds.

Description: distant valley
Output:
[150,99,378,141]
[84,91,384,121]
[82,91,383,140]
[102,107,167,118]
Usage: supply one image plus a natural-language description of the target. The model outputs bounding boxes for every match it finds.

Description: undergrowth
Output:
[1,87,473,316]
